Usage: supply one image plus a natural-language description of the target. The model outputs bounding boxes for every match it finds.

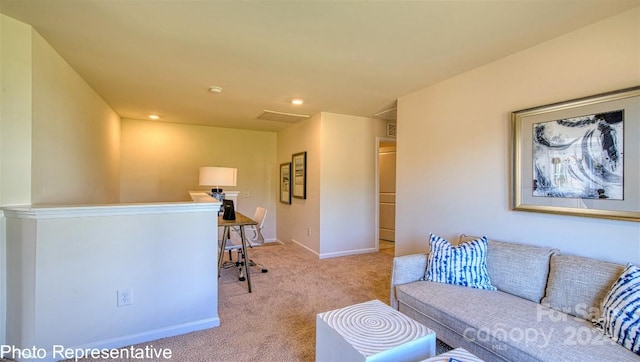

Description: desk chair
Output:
[243,206,267,245]
[219,207,268,280]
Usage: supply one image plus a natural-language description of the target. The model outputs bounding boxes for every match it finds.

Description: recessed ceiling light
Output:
[209,86,223,93]
[148,114,160,120]
[291,98,304,105]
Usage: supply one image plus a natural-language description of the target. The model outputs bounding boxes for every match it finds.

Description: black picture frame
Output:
[280,162,291,204]
[292,152,307,199]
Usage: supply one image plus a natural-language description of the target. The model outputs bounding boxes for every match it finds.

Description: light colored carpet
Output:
[73,241,449,361]
[126,242,394,361]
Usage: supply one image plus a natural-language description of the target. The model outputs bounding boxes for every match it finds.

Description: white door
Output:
[379,143,396,241]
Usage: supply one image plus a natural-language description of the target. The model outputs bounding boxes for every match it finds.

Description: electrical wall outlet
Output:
[117,288,133,307]
[307,227,312,236]
[243,191,251,197]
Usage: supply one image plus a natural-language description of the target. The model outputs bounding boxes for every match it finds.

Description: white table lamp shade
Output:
[199,167,237,187]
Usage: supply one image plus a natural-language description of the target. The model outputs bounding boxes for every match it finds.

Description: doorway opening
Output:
[376,137,396,253]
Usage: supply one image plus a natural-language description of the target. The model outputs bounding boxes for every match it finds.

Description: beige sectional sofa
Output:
[390,236,640,361]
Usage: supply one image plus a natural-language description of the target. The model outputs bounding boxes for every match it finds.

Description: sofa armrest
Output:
[390,253,428,309]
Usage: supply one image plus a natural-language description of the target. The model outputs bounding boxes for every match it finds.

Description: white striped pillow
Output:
[597,263,640,354]
[424,233,496,290]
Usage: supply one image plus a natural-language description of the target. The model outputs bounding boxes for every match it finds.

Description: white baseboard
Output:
[290,238,320,257]
[10,318,220,362]
[289,239,377,259]
[247,238,280,247]
[318,247,377,259]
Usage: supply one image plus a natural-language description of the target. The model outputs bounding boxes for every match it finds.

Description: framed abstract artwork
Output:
[292,151,307,199]
[511,86,640,221]
[280,162,291,204]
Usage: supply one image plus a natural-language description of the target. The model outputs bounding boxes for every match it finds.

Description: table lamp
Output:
[199,166,237,202]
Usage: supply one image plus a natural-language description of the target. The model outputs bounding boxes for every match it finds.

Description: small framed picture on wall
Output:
[292,151,307,199]
[280,162,291,204]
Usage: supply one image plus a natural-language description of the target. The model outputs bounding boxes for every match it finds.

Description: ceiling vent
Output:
[257,110,310,123]
[386,123,397,137]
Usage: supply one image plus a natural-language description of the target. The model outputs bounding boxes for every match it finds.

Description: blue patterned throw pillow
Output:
[595,263,640,354]
[424,234,496,290]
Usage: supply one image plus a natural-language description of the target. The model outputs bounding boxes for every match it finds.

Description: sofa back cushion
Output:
[541,255,625,320]
[460,235,558,303]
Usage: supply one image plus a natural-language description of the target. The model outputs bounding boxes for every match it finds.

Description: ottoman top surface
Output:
[318,299,434,356]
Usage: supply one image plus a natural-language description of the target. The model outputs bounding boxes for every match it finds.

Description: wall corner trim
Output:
[2,202,221,219]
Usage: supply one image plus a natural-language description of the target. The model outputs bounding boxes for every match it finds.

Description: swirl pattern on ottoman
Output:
[321,300,429,356]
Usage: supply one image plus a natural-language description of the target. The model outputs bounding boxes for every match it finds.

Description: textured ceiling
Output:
[1,0,638,131]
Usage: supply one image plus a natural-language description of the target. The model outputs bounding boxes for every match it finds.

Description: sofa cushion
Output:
[460,235,557,303]
[396,281,640,362]
[542,255,625,320]
[420,347,483,362]
[425,234,495,290]
[596,263,640,354]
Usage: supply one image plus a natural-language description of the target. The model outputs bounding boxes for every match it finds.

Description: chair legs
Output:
[246,252,268,273]
[218,224,267,293]
[220,252,247,281]
[221,249,268,276]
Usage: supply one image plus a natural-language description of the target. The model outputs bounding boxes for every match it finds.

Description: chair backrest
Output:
[253,207,267,230]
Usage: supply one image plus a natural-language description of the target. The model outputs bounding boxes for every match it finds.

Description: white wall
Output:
[276,112,387,257]
[0,14,121,206]
[3,203,220,361]
[319,112,387,257]
[276,114,322,252]
[396,7,640,264]
[0,15,32,206]
[1,16,123,345]
[119,118,278,241]
[30,25,121,205]
[0,14,34,348]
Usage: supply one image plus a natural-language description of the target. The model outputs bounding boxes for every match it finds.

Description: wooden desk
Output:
[218,212,257,292]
